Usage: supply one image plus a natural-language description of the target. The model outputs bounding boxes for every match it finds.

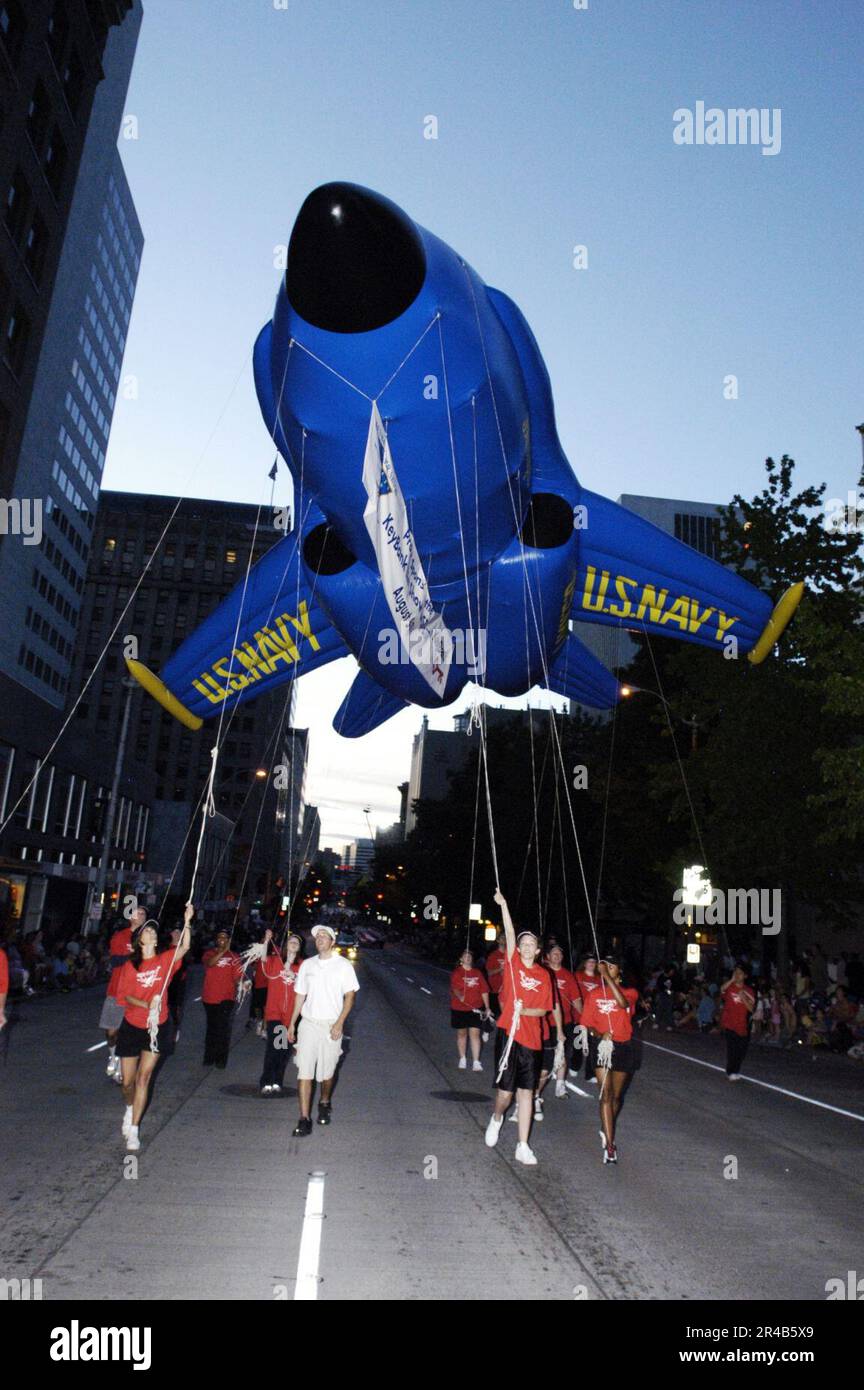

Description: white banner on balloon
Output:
[362,402,452,697]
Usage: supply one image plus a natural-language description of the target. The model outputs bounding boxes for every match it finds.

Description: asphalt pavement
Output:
[1,947,862,1301]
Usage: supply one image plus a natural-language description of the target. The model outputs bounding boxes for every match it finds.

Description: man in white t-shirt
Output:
[287,924,359,1136]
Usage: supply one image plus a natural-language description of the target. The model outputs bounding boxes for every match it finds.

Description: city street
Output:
[2,948,862,1302]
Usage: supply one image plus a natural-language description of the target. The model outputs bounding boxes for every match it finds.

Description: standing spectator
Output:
[696,987,716,1032]
[720,965,755,1079]
[201,930,243,1069]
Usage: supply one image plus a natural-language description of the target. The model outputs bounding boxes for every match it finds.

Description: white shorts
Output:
[294,1016,342,1082]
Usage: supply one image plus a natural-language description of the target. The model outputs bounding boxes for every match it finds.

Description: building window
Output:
[4,302,30,378]
[43,127,68,200]
[46,3,70,70]
[0,1,25,63]
[26,80,50,156]
[4,168,30,247]
[0,742,14,822]
[24,211,48,285]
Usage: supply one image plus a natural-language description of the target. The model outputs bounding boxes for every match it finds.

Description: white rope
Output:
[375,314,439,402]
[597,1035,614,1071]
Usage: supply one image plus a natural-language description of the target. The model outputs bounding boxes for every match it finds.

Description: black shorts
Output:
[251,986,267,1013]
[488,991,500,1018]
[494,1027,541,1092]
[587,1033,641,1074]
[115,1017,174,1059]
[541,1026,560,1072]
[451,1009,481,1029]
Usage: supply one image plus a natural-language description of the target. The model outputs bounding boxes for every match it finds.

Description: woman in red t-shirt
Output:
[259,929,303,1094]
[580,957,641,1165]
[248,933,270,1038]
[116,905,193,1152]
[449,950,491,1072]
[484,932,506,1018]
[484,890,554,1167]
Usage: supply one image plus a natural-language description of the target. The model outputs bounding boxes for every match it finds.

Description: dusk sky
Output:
[103,0,862,848]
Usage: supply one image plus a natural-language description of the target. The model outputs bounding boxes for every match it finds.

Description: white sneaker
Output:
[555,1080,567,1098]
[271,1083,281,1093]
[106,1054,117,1077]
[458,1056,467,1070]
[484,1114,503,1148]
[599,1129,606,1148]
[121,1105,133,1138]
[568,1068,579,1077]
[261,1085,273,1095]
[507,1109,518,1121]
[472,1060,483,1072]
[587,1076,598,1085]
[515,1142,537,1165]
[256,1021,265,1038]
[126,1126,140,1152]
[534,1097,544,1121]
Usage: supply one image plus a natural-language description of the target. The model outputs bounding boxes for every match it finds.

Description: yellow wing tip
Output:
[747,581,805,665]
[125,657,204,730]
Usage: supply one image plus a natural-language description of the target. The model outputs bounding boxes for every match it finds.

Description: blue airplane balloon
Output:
[127,183,802,737]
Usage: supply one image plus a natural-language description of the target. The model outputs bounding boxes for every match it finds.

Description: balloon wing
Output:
[126,530,349,728]
[573,489,802,661]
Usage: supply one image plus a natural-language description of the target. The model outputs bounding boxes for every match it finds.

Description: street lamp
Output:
[620,685,701,751]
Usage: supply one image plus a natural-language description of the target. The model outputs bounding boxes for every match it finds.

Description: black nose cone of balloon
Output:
[285,183,427,333]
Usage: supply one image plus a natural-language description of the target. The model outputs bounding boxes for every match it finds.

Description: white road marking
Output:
[405,977,414,983]
[294,1170,326,1301]
[565,1081,590,1097]
[193,996,202,1002]
[86,1041,108,1052]
[420,987,432,995]
[643,1041,864,1123]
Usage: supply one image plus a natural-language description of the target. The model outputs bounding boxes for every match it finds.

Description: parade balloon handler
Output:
[449,950,491,1072]
[484,930,506,1019]
[580,957,641,1165]
[720,964,755,1080]
[571,952,601,1083]
[259,928,302,1095]
[484,889,553,1167]
[540,945,578,1101]
[115,905,193,1153]
[98,907,140,1082]
[201,929,243,1069]
[247,933,269,1036]
[167,925,190,1044]
[288,924,359,1135]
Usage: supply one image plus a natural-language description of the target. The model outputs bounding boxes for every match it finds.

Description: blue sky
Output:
[105,0,863,847]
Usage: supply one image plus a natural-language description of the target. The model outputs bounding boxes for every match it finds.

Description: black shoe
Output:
[292,1116,313,1137]
[317,1102,332,1126]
